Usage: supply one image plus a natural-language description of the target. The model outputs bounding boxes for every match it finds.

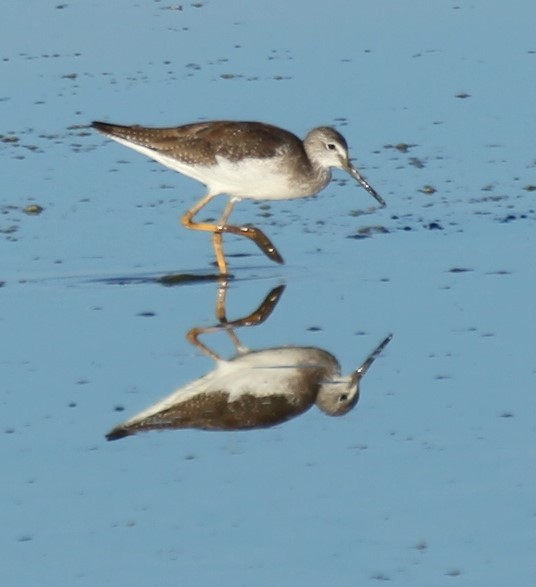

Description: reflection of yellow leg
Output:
[215,278,230,322]
[187,281,286,359]
[186,326,223,361]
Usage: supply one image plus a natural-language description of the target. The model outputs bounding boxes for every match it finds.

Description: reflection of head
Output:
[315,378,360,416]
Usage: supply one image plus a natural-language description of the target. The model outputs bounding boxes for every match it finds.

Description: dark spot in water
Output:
[426,222,443,230]
[23,204,44,215]
[420,185,436,194]
[137,311,156,317]
[448,267,473,273]
[500,214,518,223]
[409,157,425,169]
[395,143,415,153]
[371,572,391,581]
[383,142,417,153]
[352,225,390,238]
[0,135,19,143]
[445,568,462,577]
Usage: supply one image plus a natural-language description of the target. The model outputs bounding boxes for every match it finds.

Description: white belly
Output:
[105,135,321,200]
[161,153,311,200]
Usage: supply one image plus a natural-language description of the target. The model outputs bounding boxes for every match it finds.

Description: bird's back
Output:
[92,120,304,165]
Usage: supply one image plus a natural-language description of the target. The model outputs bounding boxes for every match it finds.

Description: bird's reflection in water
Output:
[106,282,392,440]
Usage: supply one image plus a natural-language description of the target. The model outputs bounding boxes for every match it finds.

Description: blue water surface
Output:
[1,1,535,585]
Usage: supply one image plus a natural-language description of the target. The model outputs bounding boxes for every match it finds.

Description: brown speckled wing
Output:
[92,120,304,165]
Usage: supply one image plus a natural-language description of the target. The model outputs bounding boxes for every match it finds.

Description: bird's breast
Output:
[196,156,316,200]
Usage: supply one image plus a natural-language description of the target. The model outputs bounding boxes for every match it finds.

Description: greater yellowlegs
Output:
[106,281,392,440]
[92,120,385,274]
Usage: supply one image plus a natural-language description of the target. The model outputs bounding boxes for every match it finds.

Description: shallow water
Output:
[2,1,536,585]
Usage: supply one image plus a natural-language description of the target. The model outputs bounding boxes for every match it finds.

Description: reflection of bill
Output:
[106,283,392,440]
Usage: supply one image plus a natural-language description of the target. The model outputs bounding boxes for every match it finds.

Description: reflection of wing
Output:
[107,391,307,440]
[106,347,340,440]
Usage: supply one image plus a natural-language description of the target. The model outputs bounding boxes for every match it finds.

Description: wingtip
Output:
[91,121,111,133]
[105,427,130,441]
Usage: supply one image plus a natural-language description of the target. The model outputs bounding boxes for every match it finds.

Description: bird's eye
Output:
[327,143,337,151]
[339,393,348,402]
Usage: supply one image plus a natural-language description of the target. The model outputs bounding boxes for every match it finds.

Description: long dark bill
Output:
[347,165,386,207]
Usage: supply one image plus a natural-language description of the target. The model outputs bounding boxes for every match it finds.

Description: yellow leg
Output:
[223,224,284,264]
[218,198,284,264]
[181,193,229,274]
[181,193,285,274]
[212,198,237,276]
